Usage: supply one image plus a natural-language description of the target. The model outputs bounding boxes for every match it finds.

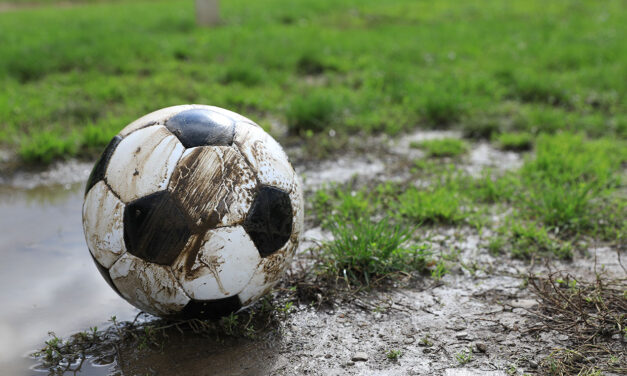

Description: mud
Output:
[118,330,282,376]
[111,223,625,376]
[1,130,623,375]
[297,130,522,190]
[0,159,93,190]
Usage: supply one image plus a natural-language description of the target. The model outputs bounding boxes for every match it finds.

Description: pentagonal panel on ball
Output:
[83,181,126,268]
[118,105,196,138]
[106,125,184,203]
[203,105,259,126]
[109,253,190,316]
[168,146,257,231]
[238,238,298,307]
[243,186,293,257]
[165,108,235,148]
[233,123,295,192]
[289,175,305,240]
[123,190,191,265]
[172,226,262,301]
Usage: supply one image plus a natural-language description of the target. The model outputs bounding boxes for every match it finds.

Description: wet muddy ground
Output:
[0,131,624,376]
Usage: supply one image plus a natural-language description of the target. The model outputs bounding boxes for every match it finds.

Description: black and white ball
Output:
[82,105,303,319]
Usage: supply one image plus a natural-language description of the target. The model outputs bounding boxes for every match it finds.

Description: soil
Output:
[1,130,624,376]
[118,230,625,376]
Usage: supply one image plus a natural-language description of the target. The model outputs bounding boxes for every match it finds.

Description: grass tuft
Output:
[461,118,501,140]
[295,52,331,76]
[285,91,338,134]
[220,65,264,86]
[410,138,468,158]
[320,216,430,286]
[419,91,465,127]
[395,185,467,225]
[518,133,623,232]
[494,132,533,151]
[499,220,573,260]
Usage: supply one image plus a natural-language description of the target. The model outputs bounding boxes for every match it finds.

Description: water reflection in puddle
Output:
[0,184,137,375]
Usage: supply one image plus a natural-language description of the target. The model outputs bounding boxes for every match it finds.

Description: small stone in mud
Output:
[510,299,538,309]
[475,343,487,353]
[456,332,469,339]
[403,337,415,345]
[351,352,368,362]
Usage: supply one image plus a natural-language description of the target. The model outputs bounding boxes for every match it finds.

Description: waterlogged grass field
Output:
[0,0,625,162]
[1,1,626,374]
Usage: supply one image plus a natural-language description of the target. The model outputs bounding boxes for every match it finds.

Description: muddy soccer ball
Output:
[82,105,303,319]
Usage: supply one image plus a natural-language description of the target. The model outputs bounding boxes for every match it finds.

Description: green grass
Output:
[455,348,473,365]
[495,220,573,260]
[518,133,625,232]
[386,349,402,360]
[320,215,430,286]
[0,0,129,4]
[286,91,340,134]
[313,132,625,262]
[0,0,625,163]
[395,185,468,224]
[410,138,468,158]
[494,132,533,151]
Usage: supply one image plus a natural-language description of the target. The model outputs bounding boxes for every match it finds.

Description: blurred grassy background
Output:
[0,0,625,163]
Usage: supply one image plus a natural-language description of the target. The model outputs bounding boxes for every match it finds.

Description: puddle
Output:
[117,330,283,376]
[298,157,386,189]
[464,143,522,176]
[0,184,137,375]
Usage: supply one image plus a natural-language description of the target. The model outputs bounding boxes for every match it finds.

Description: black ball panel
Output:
[243,186,293,257]
[165,109,235,148]
[179,295,242,320]
[85,135,122,196]
[123,190,191,265]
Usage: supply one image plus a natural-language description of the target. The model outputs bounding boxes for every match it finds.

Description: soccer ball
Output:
[82,105,303,319]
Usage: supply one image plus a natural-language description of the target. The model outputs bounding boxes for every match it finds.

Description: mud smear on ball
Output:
[168,147,257,232]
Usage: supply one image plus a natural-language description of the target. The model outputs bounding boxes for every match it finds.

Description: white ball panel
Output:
[237,269,272,308]
[238,238,298,307]
[106,125,184,203]
[172,226,262,300]
[82,181,126,268]
[118,105,196,137]
[109,253,190,316]
[290,175,305,239]
[233,122,295,192]
[168,146,257,229]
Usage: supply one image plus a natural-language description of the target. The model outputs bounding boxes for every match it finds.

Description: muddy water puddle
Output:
[0,184,136,375]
